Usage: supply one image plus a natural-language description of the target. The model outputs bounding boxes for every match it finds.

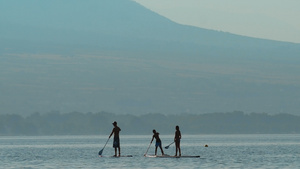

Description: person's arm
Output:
[174,132,176,141]
[109,128,114,138]
[151,135,154,143]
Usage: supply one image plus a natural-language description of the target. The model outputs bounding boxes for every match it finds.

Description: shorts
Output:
[175,139,180,144]
[113,137,120,148]
[155,141,161,147]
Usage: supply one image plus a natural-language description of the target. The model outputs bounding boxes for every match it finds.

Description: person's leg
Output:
[175,142,178,156]
[175,141,181,156]
[113,138,117,156]
[160,145,164,155]
[114,137,120,156]
[118,147,121,156]
[178,141,181,156]
[155,146,158,155]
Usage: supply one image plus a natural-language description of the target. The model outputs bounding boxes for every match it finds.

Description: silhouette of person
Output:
[109,121,121,156]
[151,129,164,156]
[174,125,181,156]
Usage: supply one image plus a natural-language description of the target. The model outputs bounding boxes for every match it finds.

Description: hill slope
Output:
[0,0,300,115]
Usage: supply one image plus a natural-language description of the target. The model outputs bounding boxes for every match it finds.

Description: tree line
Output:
[0,111,299,136]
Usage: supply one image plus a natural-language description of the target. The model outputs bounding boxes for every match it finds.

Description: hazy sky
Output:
[134,0,300,43]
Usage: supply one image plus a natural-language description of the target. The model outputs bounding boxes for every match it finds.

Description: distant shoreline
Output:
[1,111,299,135]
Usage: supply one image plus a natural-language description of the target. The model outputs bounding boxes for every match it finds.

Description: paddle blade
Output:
[165,142,174,149]
[98,149,104,156]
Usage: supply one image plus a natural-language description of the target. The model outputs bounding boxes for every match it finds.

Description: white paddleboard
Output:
[110,155,133,157]
[99,155,133,158]
[145,154,200,158]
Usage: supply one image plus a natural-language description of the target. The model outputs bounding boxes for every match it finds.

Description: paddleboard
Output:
[99,155,133,158]
[145,155,200,158]
[110,155,133,158]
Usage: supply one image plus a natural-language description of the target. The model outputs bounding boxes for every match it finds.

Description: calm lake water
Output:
[0,134,299,168]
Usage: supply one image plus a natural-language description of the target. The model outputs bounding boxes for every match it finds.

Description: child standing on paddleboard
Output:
[174,125,181,156]
[151,129,164,156]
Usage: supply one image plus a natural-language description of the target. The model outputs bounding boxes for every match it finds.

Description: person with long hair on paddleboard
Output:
[174,125,181,156]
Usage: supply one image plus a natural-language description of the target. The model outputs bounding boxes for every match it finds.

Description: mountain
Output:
[1,0,300,115]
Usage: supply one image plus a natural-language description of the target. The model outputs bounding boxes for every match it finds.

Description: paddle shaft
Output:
[99,137,110,155]
[165,141,174,149]
[144,141,152,156]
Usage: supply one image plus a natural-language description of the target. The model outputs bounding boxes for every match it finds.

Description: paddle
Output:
[98,137,110,156]
[144,141,152,156]
[164,141,174,149]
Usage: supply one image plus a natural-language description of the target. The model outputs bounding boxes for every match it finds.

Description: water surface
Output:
[0,134,299,168]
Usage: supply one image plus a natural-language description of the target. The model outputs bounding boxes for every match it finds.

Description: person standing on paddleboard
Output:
[151,129,164,156]
[174,125,181,156]
[109,121,121,157]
